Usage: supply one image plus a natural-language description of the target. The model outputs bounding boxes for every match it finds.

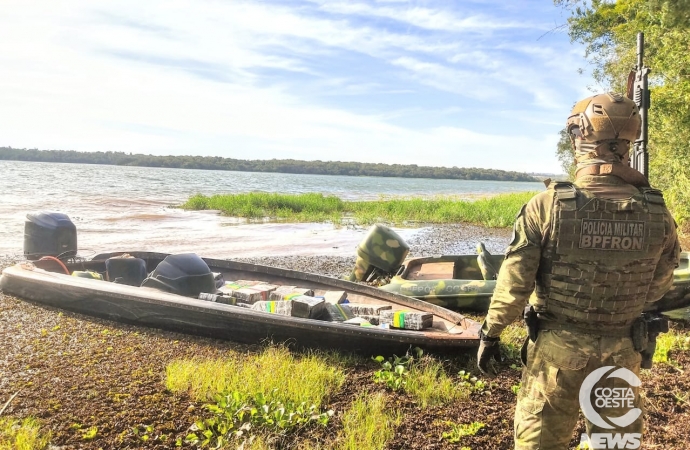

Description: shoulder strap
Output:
[551,181,579,211]
[638,187,666,206]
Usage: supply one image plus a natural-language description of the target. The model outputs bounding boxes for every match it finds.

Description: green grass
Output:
[500,322,528,361]
[0,416,51,450]
[405,357,472,408]
[337,392,401,450]
[653,327,690,365]
[165,346,345,406]
[441,421,485,443]
[181,191,537,228]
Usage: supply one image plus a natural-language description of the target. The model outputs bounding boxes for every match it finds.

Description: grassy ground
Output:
[2,199,689,449]
[1,289,689,449]
[180,192,537,228]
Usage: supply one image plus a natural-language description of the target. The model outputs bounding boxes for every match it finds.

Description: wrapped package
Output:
[251,301,293,316]
[233,288,264,304]
[318,303,355,322]
[323,291,348,304]
[269,286,315,301]
[198,292,238,305]
[380,310,433,331]
[291,295,326,319]
[346,303,392,316]
[219,282,244,295]
[216,296,238,305]
[254,283,279,292]
[233,285,277,304]
[269,285,296,299]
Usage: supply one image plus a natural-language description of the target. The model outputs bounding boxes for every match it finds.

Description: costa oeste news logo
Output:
[579,366,642,449]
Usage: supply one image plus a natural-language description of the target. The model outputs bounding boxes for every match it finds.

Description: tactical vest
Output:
[535,182,667,330]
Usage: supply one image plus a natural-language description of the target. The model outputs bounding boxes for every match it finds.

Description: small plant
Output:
[653,329,690,365]
[372,347,423,390]
[511,383,522,395]
[457,370,487,393]
[672,390,688,405]
[184,389,333,447]
[81,426,98,440]
[442,421,485,443]
[132,424,160,443]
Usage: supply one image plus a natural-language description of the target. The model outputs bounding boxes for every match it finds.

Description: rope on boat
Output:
[39,256,70,275]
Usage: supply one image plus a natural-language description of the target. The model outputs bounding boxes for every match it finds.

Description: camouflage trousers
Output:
[514,329,643,450]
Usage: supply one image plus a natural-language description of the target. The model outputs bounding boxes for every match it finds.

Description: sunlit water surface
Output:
[0,161,543,258]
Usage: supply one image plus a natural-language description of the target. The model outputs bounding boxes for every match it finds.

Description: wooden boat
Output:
[380,252,690,317]
[0,251,481,354]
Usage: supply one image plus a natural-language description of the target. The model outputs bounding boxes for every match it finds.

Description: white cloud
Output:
[390,57,505,100]
[310,0,535,32]
[0,0,586,174]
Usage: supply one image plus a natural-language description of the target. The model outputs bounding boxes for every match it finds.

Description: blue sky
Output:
[0,1,601,173]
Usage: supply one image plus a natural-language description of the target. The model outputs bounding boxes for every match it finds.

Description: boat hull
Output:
[0,252,481,354]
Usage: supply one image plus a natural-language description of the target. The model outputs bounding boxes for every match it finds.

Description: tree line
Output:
[0,147,538,182]
[555,0,690,228]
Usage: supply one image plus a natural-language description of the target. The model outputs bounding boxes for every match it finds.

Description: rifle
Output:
[626,32,651,178]
[626,37,682,368]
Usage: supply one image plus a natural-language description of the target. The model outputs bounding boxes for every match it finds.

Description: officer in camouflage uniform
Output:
[477,93,681,449]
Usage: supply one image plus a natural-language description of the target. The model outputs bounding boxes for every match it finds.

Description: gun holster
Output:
[635,314,669,369]
[524,306,539,343]
[631,316,648,352]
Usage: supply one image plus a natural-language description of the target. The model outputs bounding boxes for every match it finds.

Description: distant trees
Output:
[0,147,538,182]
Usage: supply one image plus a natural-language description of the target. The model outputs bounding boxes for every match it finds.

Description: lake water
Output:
[0,160,543,258]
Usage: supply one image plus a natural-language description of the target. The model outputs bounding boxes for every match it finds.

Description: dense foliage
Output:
[0,147,537,182]
[555,0,690,227]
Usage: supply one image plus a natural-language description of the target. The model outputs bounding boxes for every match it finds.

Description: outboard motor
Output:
[24,212,77,260]
[348,224,410,282]
[141,253,216,297]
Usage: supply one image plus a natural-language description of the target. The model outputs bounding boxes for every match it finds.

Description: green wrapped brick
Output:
[380,310,433,330]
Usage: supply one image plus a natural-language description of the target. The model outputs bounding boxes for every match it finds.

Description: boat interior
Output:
[402,253,505,281]
[26,252,474,336]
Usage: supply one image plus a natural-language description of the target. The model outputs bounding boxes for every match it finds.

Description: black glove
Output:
[477,330,502,376]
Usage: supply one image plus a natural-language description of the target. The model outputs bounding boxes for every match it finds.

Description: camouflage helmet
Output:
[566,93,641,143]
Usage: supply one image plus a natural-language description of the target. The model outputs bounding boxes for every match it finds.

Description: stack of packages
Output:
[380,310,433,331]
[200,282,433,330]
[208,282,345,320]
